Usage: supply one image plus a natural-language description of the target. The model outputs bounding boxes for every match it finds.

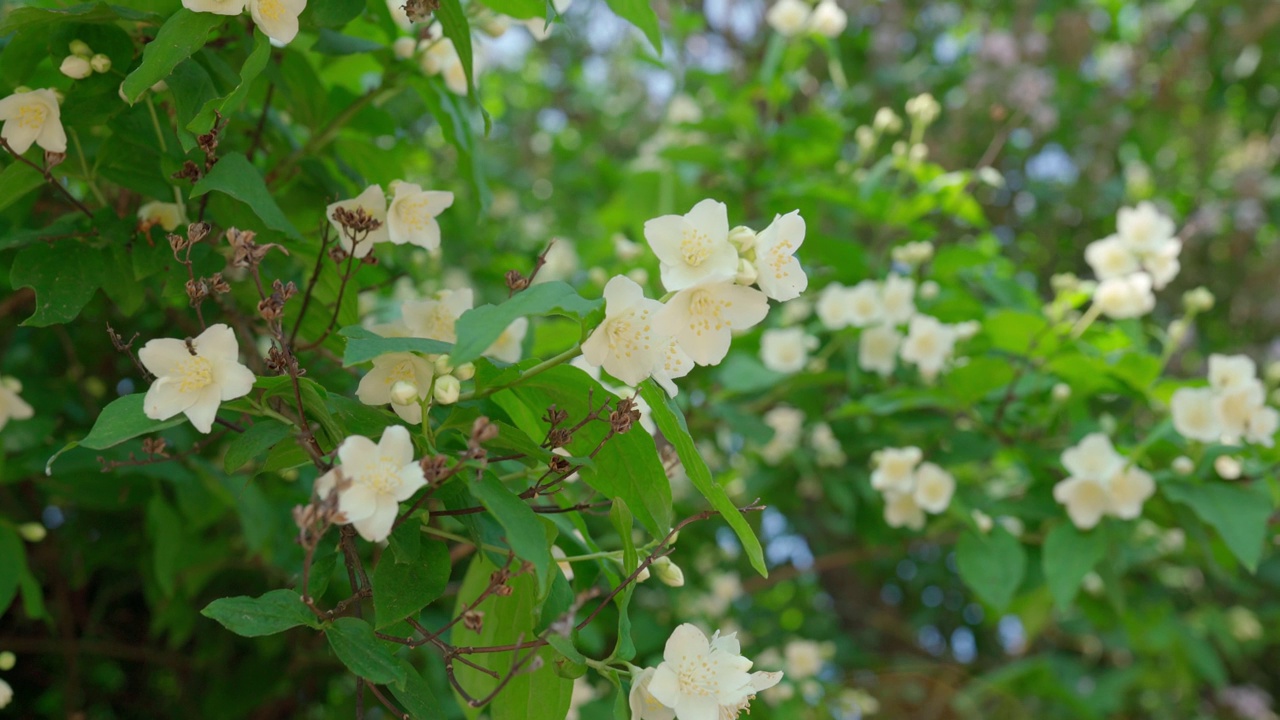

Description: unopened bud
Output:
[1167,319,1189,345]
[1214,455,1242,480]
[481,14,512,36]
[0,651,13,671]
[627,268,649,286]
[392,36,416,60]
[587,266,609,286]
[1172,456,1195,475]
[651,556,685,587]
[1050,272,1080,294]
[728,225,757,254]
[1051,383,1071,402]
[873,107,902,133]
[18,522,47,542]
[90,53,112,73]
[60,55,92,80]
[69,40,92,57]
[635,566,651,583]
[390,380,419,406]
[919,280,940,300]
[455,362,476,381]
[971,509,993,533]
[1183,286,1214,313]
[434,354,454,375]
[734,259,758,286]
[434,375,461,405]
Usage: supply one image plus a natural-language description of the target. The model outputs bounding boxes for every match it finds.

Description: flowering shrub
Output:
[2,0,1279,718]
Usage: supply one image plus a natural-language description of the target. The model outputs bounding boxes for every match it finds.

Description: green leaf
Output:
[388,519,422,564]
[201,589,321,637]
[545,633,586,666]
[603,0,663,54]
[10,242,105,326]
[944,356,1016,405]
[1163,482,1273,572]
[955,528,1025,613]
[468,473,552,591]
[121,9,226,104]
[373,539,451,629]
[80,394,187,450]
[984,309,1055,357]
[452,282,601,364]
[313,28,386,55]
[640,381,766,577]
[0,2,158,34]
[0,161,45,214]
[327,617,408,685]
[147,495,183,597]
[191,153,301,239]
[479,0,544,19]
[189,30,272,132]
[435,0,489,132]
[339,326,453,365]
[1041,522,1107,612]
[0,525,25,617]
[223,419,293,473]
[389,661,446,719]
[301,0,366,28]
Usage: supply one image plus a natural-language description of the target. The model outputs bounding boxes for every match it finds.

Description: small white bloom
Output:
[0,377,34,433]
[1052,476,1112,530]
[652,556,685,587]
[858,323,901,377]
[327,185,390,258]
[919,279,940,300]
[1083,236,1139,280]
[899,315,955,382]
[420,38,475,95]
[356,352,434,424]
[386,181,454,250]
[845,280,884,327]
[1052,383,1072,402]
[392,36,417,59]
[247,0,307,44]
[1142,240,1181,290]
[644,199,738,292]
[1246,405,1279,448]
[1093,272,1155,320]
[808,0,847,37]
[647,625,760,720]
[0,678,11,709]
[1170,387,1222,442]
[0,88,67,155]
[137,201,185,232]
[810,422,846,467]
[783,639,825,679]
[815,284,852,329]
[60,55,93,80]
[402,288,474,343]
[753,210,807,301]
[760,327,818,374]
[1061,433,1125,482]
[766,0,812,36]
[183,0,248,16]
[1208,354,1257,391]
[880,275,916,324]
[883,490,926,530]
[972,509,994,533]
[873,107,902,133]
[484,317,528,364]
[1215,379,1266,442]
[760,406,804,464]
[1108,466,1155,520]
[1214,454,1242,480]
[913,461,955,513]
[139,324,255,433]
[871,446,921,493]
[1115,201,1177,257]
[434,374,461,405]
[656,280,769,367]
[1183,286,1215,313]
[581,276,666,386]
[316,426,426,542]
[905,93,941,126]
[1171,455,1195,475]
[90,53,112,73]
[629,667,675,720]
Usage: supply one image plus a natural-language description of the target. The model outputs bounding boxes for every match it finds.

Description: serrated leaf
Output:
[1163,482,1273,572]
[327,617,407,684]
[956,528,1025,613]
[79,394,187,450]
[373,539,450,629]
[223,419,293,473]
[451,282,601,364]
[1041,522,1107,612]
[121,9,225,104]
[191,153,301,239]
[340,325,453,366]
[202,589,320,636]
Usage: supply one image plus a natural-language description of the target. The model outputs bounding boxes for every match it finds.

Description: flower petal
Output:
[138,338,192,378]
[352,497,398,542]
[183,385,223,433]
[339,483,379,522]
[378,425,415,466]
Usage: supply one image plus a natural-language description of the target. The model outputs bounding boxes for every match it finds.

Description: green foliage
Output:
[327,617,408,685]
[956,528,1026,614]
[451,281,600,364]
[200,589,321,637]
[121,9,224,103]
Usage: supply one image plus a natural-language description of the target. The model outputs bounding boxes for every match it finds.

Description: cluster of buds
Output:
[59,40,112,80]
[429,354,474,406]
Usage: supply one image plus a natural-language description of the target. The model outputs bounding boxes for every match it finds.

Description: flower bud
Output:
[1081,571,1104,596]
[1182,286,1215,313]
[434,354,454,375]
[971,509,993,533]
[59,55,93,80]
[434,375,461,405]
[635,566,650,583]
[1051,383,1071,402]
[1214,455,1241,480]
[734,259,758,286]
[728,225,757,254]
[1172,456,1194,475]
[905,93,941,126]
[90,54,112,73]
[997,516,1024,538]
[651,556,685,587]
[873,107,902,134]
[1050,272,1080,294]
[587,266,609,286]
[390,380,419,406]
[69,40,93,57]
[908,143,928,163]
[1167,319,1189,345]
[854,125,876,152]
[919,280,940,300]
[18,523,46,542]
[455,362,476,381]
[392,36,417,60]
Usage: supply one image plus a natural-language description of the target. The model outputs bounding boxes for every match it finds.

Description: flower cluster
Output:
[1053,433,1155,530]
[0,88,66,155]
[328,181,455,258]
[582,200,806,394]
[59,40,112,80]
[629,624,782,720]
[869,447,955,530]
[183,0,307,45]
[1084,202,1181,319]
[1171,354,1278,447]
[765,0,848,38]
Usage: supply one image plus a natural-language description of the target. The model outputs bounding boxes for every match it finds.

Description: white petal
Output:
[339,482,379,522]
[378,424,415,466]
[144,377,197,421]
[216,362,256,401]
[183,385,223,433]
[684,199,729,245]
[184,0,249,14]
[249,0,305,44]
[393,463,427,502]
[337,435,379,476]
[139,338,193,378]
[195,323,240,365]
[352,497,399,542]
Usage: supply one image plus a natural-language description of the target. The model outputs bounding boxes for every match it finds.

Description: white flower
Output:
[720,671,784,718]
[753,211,807,301]
[883,490,926,530]
[139,324,255,433]
[858,323,901,377]
[808,0,847,37]
[0,377,34,433]
[656,280,769,366]
[766,0,812,36]
[905,93,941,126]
[1093,272,1155,319]
[316,426,426,542]
[899,315,955,382]
[645,199,738,292]
[1108,466,1155,520]
[1170,387,1222,442]
[1116,201,1177,257]
[0,89,67,155]
[760,406,804,464]
[392,36,417,60]
[327,185,390,258]
[629,667,675,720]
[402,288,474,343]
[533,239,580,284]
[873,107,902,133]
[815,284,852,329]
[247,0,306,44]
[1083,236,1139,280]
[1052,476,1112,530]
[582,276,666,386]
[386,0,411,29]
[137,201,184,232]
[880,275,916,324]
[0,678,11,709]
[1208,354,1257,391]
[913,462,955,513]
[1061,433,1125,482]
[783,640,827,679]
[871,446,921,493]
[651,337,695,397]
[484,318,528,363]
[1143,240,1181,290]
[386,181,453,249]
[810,422,846,467]
[356,352,434,424]
[760,327,817,374]
[1215,379,1265,443]
[60,55,93,79]
[1214,454,1242,480]
[183,0,247,16]
[420,38,474,95]
[1246,406,1279,448]
[1171,455,1195,475]
[647,625,758,720]
[845,280,884,327]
